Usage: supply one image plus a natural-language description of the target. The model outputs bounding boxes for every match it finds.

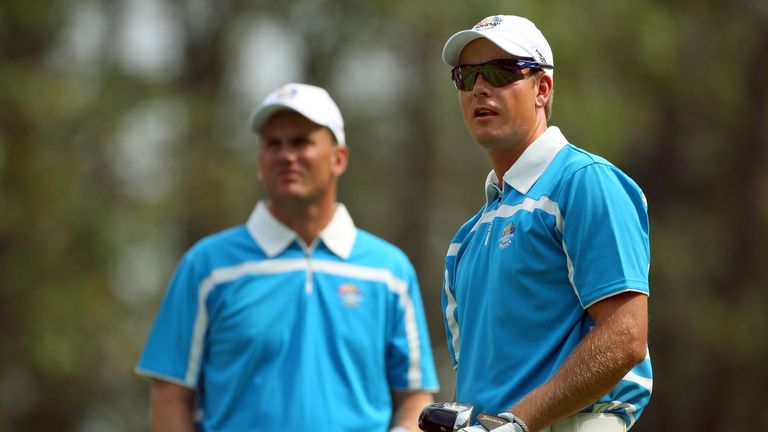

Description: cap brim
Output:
[442,30,485,66]
[249,103,294,134]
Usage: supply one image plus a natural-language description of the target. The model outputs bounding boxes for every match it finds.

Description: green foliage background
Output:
[1,0,767,430]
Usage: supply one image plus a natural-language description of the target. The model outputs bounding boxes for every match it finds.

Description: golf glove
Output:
[457,413,529,432]
[458,423,523,432]
[497,413,529,432]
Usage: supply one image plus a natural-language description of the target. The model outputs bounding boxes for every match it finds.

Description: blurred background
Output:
[2,0,768,430]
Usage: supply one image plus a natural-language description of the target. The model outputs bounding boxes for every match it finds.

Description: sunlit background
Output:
[2,0,767,430]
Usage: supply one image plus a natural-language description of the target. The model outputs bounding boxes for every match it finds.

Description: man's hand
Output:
[457,413,528,432]
[392,391,435,431]
[497,413,529,432]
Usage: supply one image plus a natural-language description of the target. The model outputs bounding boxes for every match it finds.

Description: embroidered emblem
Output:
[338,283,363,307]
[498,222,515,249]
[275,84,298,100]
[473,16,503,31]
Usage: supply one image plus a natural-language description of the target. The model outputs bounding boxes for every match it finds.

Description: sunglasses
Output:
[450,59,553,91]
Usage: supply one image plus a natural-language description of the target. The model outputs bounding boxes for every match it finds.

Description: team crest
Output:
[473,16,502,30]
[338,283,363,307]
[275,84,298,100]
[498,222,515,249]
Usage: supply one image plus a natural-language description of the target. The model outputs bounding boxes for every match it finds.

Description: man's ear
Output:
[536,74,553,108]
[331,145,349,177]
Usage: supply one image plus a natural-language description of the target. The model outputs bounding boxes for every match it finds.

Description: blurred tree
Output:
[1,0,767,431]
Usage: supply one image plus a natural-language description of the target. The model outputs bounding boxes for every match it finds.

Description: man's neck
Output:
[488,145,526,184]
[487,123,548,185]
[268,197,337,246]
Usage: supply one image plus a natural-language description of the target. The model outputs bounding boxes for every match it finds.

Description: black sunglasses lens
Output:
[452,66,477,91]
[462,67,480,90]
[452,62,525,91]
[484,65,523,87]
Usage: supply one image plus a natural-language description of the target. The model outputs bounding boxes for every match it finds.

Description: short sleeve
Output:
[442,263,460,370]
[385,260,440,392]
[558,163,650,308]
[135,252,205,388]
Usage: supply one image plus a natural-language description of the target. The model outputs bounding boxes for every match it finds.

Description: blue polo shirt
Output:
[443,127,652,428]
[137,202,439,431]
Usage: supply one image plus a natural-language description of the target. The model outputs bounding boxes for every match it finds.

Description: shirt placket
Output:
[483,184,504,247]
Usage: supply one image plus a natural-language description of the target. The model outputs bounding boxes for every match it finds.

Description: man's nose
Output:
[273,142,298,160]
[472,73,493,95]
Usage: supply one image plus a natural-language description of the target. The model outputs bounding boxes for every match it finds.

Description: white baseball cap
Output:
[442,15,554,78]
[249,83,346,146]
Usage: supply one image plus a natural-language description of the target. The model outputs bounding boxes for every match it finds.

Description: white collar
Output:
[485,126,568,202]
[246,201,357,259]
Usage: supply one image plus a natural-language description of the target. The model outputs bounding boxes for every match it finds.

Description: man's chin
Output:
[270,191,317,207]
[273,191,306,203]
[474,134,505,149]
[470,126,502,145]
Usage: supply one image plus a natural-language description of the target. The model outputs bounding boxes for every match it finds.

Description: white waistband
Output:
[543,413,626,432]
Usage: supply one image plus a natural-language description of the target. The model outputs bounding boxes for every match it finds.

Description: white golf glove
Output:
[485,423,522,432]
[457,413,528,432]
[497,412,529,432]
[458,424,520,432]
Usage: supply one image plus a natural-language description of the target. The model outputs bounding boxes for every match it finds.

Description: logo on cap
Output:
[275,85,298,100]
[473,16,502,31]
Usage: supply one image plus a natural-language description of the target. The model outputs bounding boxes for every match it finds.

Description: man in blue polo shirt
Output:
[136,83,438,431]
[436,15,652,432]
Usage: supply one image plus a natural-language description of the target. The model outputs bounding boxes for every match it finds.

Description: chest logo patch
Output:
[498,222,515,249]
[338,283,363,307]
